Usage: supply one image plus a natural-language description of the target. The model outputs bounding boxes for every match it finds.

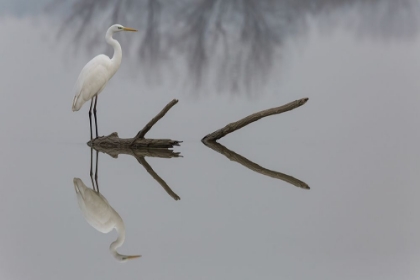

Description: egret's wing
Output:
[77,190,115,233]
[98,192,110,204]
[74,178,116,233]
[72,55,110,111]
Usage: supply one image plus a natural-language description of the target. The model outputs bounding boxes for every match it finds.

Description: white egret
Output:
[72,24,137,140]
[73,177,141,261]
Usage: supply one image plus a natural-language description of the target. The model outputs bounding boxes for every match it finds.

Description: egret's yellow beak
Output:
[123,27,137,32]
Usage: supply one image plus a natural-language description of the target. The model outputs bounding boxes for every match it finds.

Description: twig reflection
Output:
[92,145,181,200]
[203,141,309,190]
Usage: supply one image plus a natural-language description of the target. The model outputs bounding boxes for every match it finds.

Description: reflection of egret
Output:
[73,177,141,262]
[71,24,137,140]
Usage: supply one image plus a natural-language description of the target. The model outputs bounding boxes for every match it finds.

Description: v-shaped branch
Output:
[88,99,182,149]
[202,97,309,190]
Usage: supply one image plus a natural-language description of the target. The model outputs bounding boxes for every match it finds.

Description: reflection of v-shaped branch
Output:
[90,142,181,159]
[202,98,309,189]
[203,141,309,189]
[136,157,180,200]
[92,146,181,200]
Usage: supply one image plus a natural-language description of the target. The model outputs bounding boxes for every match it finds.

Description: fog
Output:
[0,1,420,280]
[49,0,420,94]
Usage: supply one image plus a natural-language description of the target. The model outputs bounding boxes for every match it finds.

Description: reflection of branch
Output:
[137,157,180,200]
[204,141,309,189]
[92,146,181,200]
[202,98,308,141]
[88,99,181,149]
[140,0,162,70]
[91,144,181,159]
[176,0,217,88]
[50,0,420,94]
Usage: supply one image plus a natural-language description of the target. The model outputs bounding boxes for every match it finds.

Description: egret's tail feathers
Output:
[72,95,78,111]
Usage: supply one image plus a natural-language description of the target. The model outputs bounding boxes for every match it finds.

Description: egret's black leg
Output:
[93,95,99,139]
[90,147,96,191]
[95,149,99,192]
[88,98,94,141]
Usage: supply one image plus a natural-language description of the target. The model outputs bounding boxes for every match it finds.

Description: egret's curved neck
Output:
[109,218,126,258]
[105,29,122,73]
[109,214,140,261]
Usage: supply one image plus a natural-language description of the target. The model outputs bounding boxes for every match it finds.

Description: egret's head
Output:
[110,24,137,33]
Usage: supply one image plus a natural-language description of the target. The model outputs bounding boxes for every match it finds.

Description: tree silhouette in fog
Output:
[49,0,420,94]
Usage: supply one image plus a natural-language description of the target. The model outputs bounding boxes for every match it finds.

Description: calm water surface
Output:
[1,2,420,279]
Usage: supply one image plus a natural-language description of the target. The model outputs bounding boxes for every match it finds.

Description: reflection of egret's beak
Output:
[123,27,137,32]
[125,255,141,260]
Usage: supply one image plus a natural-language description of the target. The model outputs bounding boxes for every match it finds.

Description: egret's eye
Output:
[118,27,123,29]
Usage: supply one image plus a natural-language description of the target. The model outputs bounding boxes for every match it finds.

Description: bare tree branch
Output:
[88,132,181,149]
[87,99,181,149]
[132,99,179,142]
[202,97,308,141]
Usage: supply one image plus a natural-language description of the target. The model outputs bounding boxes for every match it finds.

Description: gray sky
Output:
[0,0,51,15]
[9,0,420,94]
[0,3,420,280]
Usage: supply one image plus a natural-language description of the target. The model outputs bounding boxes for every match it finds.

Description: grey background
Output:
[0,1,420,279]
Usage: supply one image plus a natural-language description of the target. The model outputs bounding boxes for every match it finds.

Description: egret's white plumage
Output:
[72,54,110,112]
[71,24,137,139]
[73,177,141,261]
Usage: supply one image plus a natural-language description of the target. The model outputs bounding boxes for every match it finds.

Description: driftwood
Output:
[202,97,309,189]
[203,141,309,189]
[88,99,181,149]
[92,146,181,201]
[91,142,181,159]
[202,98,308,142]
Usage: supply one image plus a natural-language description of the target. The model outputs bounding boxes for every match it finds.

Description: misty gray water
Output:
[1,1,420,279]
